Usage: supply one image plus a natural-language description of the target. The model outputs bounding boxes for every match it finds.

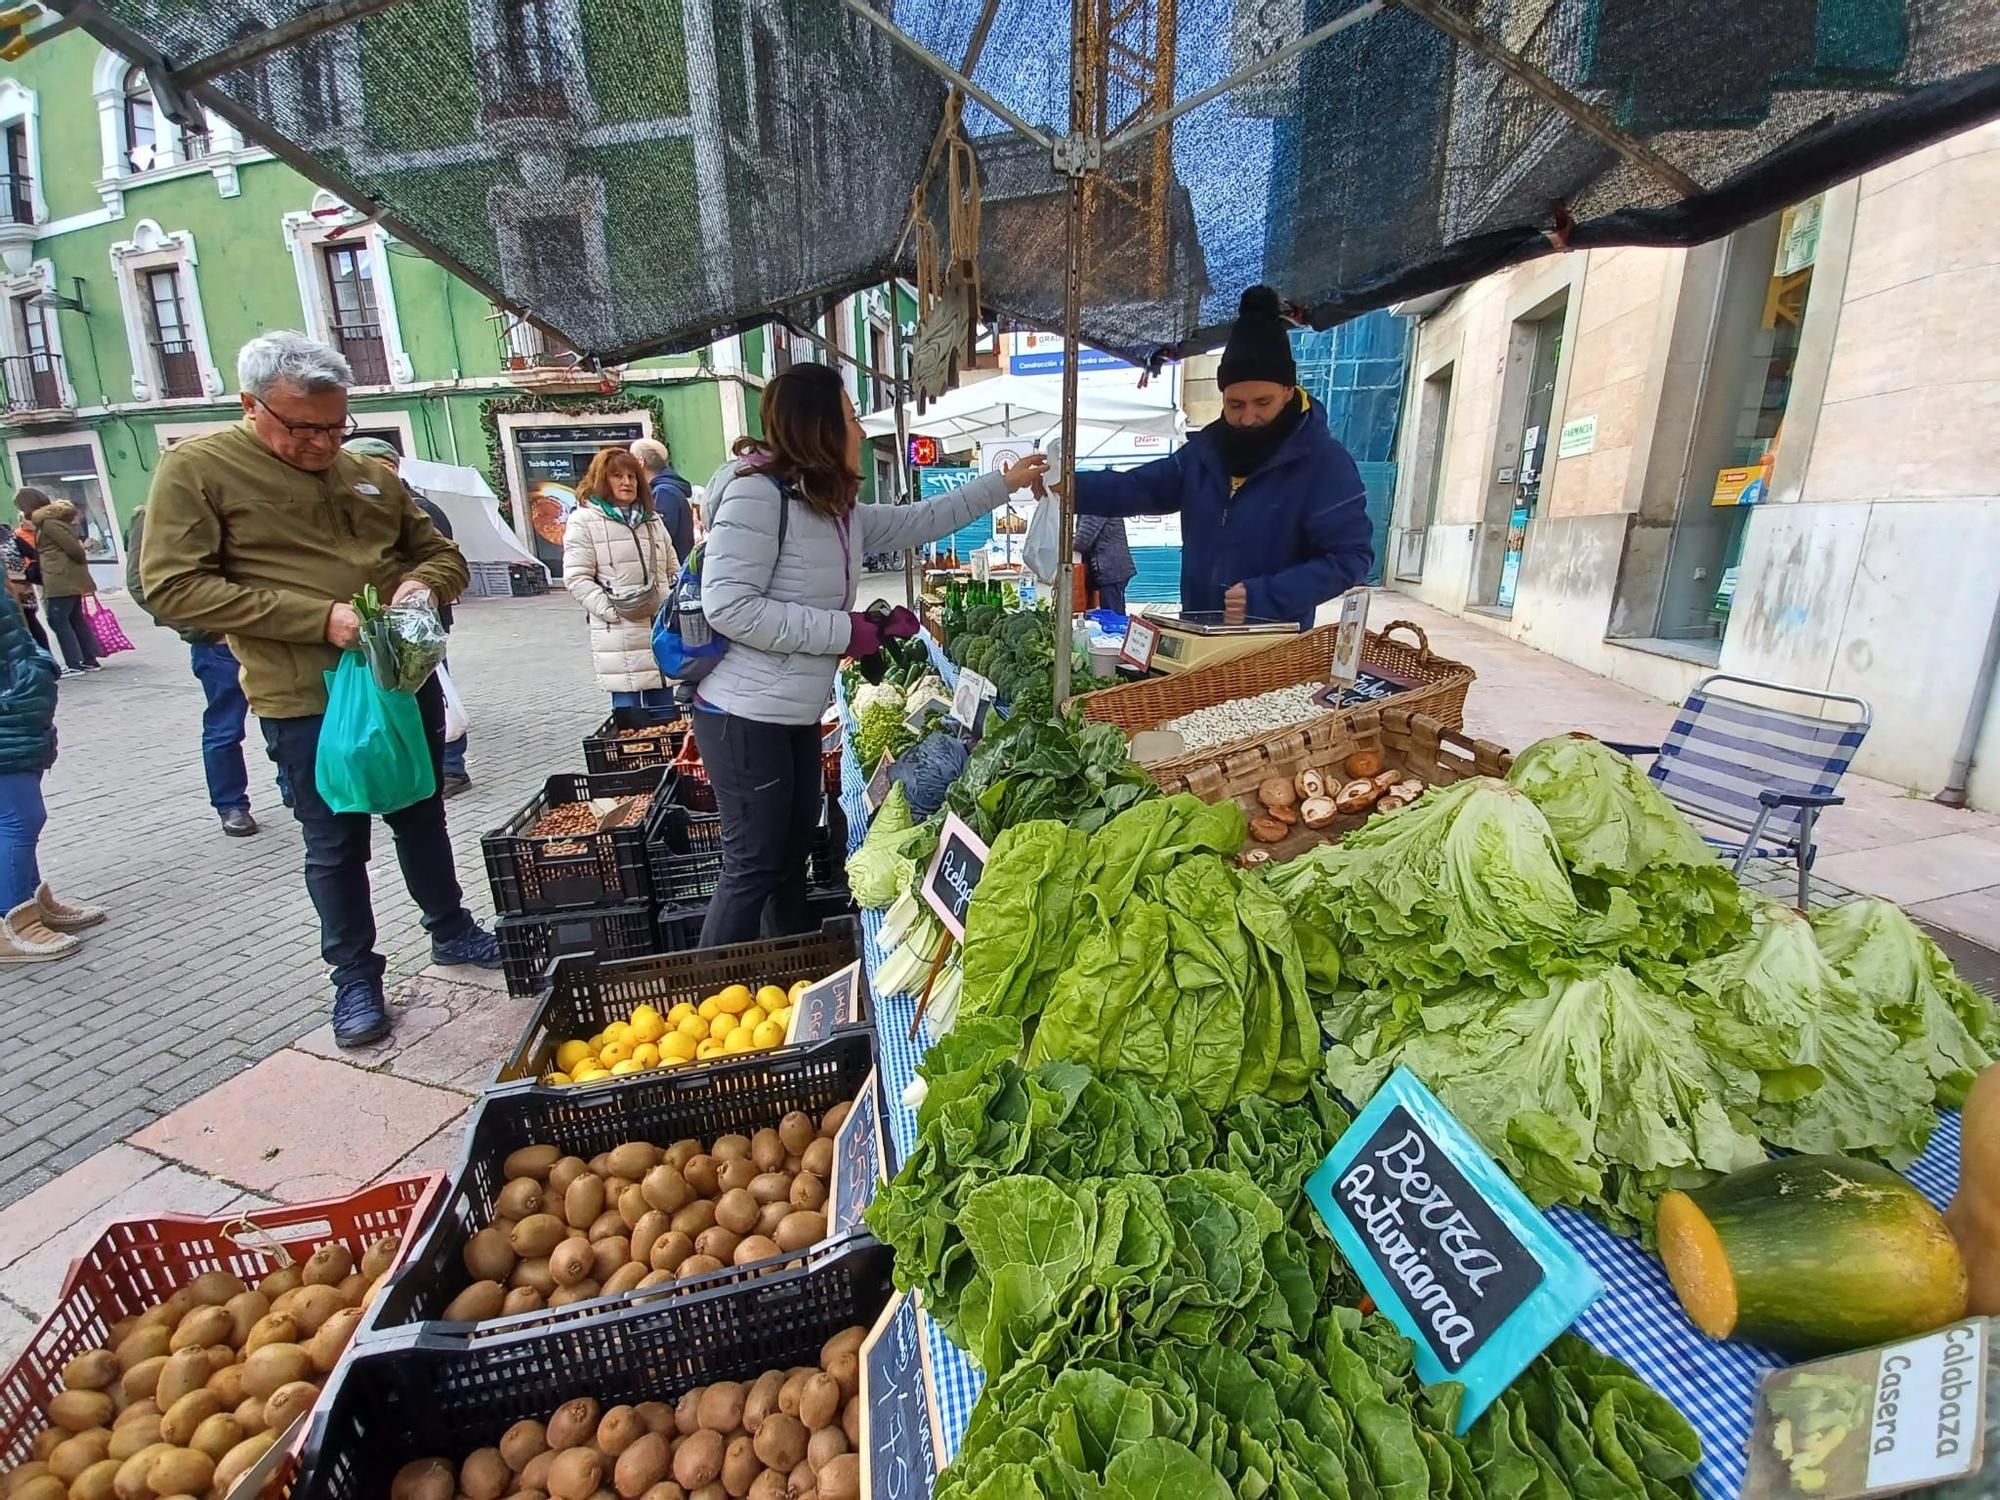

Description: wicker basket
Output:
[1073,619,1474,788]
[1164,707,1512,862]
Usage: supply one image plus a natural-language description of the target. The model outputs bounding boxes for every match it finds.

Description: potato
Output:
[442,1280,506,1323]
[502,1286,546,1315]
[587,1210,627,1245]
[799,1141,832,1180]
[256,1265,302,1300]
[612,1433,667,1499]
[713,1191,760,1235]
[232,1397,265,1435]
[546,1156,589,1198]
[359,1234,401,1283]
[678,1255,725,1278]
[307,1306,363,1373]
[240,1344,313,1401]
[732,1237,780,1268]
[114,1328,170,1374]
[391,1458,456,1500]
[715,1160,757,1196]
[210,1433,277,1498]
[607,1142,659,1179]
[648,1233,695,1275]
[494,1178,544,1221]
[460,1449,512,1500]
[503,1145,561,1181]
[668,1202,716,1239]
[752,1415,805,1474]
[62,1351,120,1392]
[50,1391,115,1434]
[549,1239,595,1288]
[186,1414,245,1466]
[805,1427,845,1473]
[511,1215,569,1258]
[166,1307,230,1356]
[510,1257,556,1296]
[159,1390,225,1448]
[260,1380,319,1436]
[519,1452,558,1494]
[694,1228,740,1265]
[69,1458,122,1500]
[108,1418,163,1461]
[771,1214,824,1253]
[600,1264,647,1298]
[814,1455,857,1500]
[839,1397,859,1449]
[300,1243,353,1288]
[48,1431,112,1483]
[148,1447,213,1498]
[797,1372,839,1432]
[546,1449,601,1500]
[680,1157,720,1199]
[671,1432,723,1492]
[545,1397,600,1452]
[241,1311,299,1355]
[545,1280,601,1308]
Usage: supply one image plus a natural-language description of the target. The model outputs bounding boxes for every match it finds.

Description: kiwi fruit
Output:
[595,1405,645,1457]
[771,1213,825,1253]
[502,1145,560,1180]
[668,1201,716,1239]
[260,1379,320,1436]
[640,1167,692,1215]
[732,1236,780,1268]
[159,1389,226,1447]
[256,1266,302,1300]
[713,1191,760,1235]
[799,1140,833,1180]
[459,1449,512,1500]
[715,1159,757,1196]
[612,1433,668,1500]
[186,1272,248,1307]
[69,1459,122,1500]
[498,1419,547,1473]
[186,1414,246,1465]
[241,1312,299,1354]
[587,1210,627,1244]
[677,1254,724,1278]
[819,1104,850,1138]
[740,1371,785,1435]
[10,1473,65,1500]
[113,1329,169,1374]
[47,1431,112,1484]
[359,1234,401,1282]
[787,1176,826,1213]
[442,1280,506,1323]
[108,1418,164,1461]
[797,1374,840,1432]
[649,1232,694,1275]
[494,1179,543,1221]
[301,1242,355,1288]
[283,1284,346,1336]
[544,1397,599,1451]
[546,1449,602,1500]
[501,1286,546,1316]
[545,1157,588,1198]
[752,1415,806,1473]
[671,1432,723,1492]
[48,1390,115,1433]
[776,1114,816,1156]
[510,1258,556,1296]
[600,1263,647,1297]
[210,1433,278,1497]
[221,1291,270,1349]
[511,1215,569,1258]
[61,1351,120,1392]
[391,1457,456,1500]
[464,1226,519,1282]
[696,1383,744,1434]
[563,1175,606,1231]
[544,1279,600,1308]
[815,1454,858,1500]
[549,1238,595,1288]
[693,1228,740,1265]
[204,1365,248,1409]
[307,1307,364,1373]
[745,1175,791,1207]
[606,1142,659,1180]
[680,1157,720,1199]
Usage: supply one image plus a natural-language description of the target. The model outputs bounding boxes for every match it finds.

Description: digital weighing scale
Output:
[1144,611,1298,675]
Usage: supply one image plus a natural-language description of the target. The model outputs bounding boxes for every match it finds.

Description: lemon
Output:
[599,1040,633,1067]
[722,1028,756,1054]
[572,1064,607,1082]
[740,1005,767,1031]
[544,1070,573,1086]
[662,1032,698,1063]
[698,996,721,1021]
[678,1013,709,1040]
[610,1059,643,1075]
[751,1019,785,1049]
[755,985,786,1011]
[789,980,809,1001]
[696,1038,722,1059]
[603,1020,633,1045]
[718,984,753,1015]
[668,1001,697,1026]
[633,1042,661,1067]
[709,1013,737,1042]
[555,1039,593,1072]
[587,1031,608,1050]
[629,1010,666,1043]
[771,1006,791,1028]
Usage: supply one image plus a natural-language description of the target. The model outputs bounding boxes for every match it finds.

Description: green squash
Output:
[1658,1155,1968,1358]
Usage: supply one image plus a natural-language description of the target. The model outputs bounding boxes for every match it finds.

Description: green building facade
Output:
[0,27,905,586]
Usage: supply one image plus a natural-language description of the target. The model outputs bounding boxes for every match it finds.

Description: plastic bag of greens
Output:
[315,652,436,813]
[354,583,447,693]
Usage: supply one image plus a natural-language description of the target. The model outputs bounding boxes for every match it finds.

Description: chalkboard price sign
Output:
[920,812,988,940]
[1306,1068,1602,1430]
[903,696,953,735]
[860,1291,943,1500]
[863,753,896,813]
[783,960,861,1046]
[829,1067,886,1235]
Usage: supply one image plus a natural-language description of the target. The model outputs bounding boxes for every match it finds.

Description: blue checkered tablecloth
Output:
[833,643,1966,1499]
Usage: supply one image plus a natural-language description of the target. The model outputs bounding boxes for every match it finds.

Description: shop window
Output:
[122,66,159,172]
[322,243,390,385]
[2,123,30,225]
[14,443,116,563]
[143,267,202,398]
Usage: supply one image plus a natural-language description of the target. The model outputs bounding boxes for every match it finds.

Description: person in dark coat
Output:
[1069,286,1372,629]
[631,437,695,563]
[1072,514,1136,617]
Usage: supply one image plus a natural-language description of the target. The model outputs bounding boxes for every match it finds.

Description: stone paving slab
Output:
[1815,830,2000,907]
[296,972,539,1093]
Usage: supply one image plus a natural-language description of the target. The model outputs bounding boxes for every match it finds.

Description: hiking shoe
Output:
[442,772,472,798]
[332,979,392,1048]
[432,925,503,969]
[220,807,259,837]
[58,667,84,679]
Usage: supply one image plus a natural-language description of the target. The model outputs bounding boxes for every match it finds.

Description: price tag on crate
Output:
[829,1067,887,1236]
[1120,615,1159,672]
[1305,1067,1602,1432]
[920,811,988,941]
[784,960,861,1046]
[863,753,896,814]
[860,1290,945,1500]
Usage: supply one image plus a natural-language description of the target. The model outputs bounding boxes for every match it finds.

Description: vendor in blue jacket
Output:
[1070,286,1373,628]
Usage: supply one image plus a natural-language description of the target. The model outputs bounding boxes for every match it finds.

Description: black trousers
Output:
[261,673,474,989]
[691,709,822,948]
[44,594,98,669]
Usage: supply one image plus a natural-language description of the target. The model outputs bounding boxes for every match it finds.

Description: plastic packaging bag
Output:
[355,584,448,693]
[1021,437,1062,586]
[437,664,469,740]
[316,652,436,814]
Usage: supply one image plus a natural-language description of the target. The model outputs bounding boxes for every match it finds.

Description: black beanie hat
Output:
[1216,285,1297,391]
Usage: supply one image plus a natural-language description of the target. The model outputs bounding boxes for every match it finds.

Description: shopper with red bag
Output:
[16,490,100,676]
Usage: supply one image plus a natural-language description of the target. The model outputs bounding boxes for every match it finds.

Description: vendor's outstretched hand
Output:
[1224,583,1247,625]
[1002,452,1050,491]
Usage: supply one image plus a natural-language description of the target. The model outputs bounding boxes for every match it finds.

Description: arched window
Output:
[122,65,158,171]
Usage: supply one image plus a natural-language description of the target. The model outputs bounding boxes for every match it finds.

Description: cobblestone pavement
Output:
[1,593,606,1207]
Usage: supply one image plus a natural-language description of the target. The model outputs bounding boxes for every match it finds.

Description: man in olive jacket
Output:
[140,331,501,1047]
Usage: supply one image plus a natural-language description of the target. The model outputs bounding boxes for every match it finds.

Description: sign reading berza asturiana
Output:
[1306,1068,1602,1430]
[920,811,988,941]
[860,1291,944,1500]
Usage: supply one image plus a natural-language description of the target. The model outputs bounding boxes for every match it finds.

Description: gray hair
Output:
[630,436,671,474]
[237,331,354,397]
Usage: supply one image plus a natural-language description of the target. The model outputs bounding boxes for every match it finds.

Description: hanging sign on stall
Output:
[951,668,996,734]
[921,811,988,940]
[783,960,862,1046]
[829,1067,888,1235]
[863,753,897,814]
[1742,1321,1988,1499]
[1120,615,1160,672]
[1305,1068,1602,1431]
[860,1290,945,1500]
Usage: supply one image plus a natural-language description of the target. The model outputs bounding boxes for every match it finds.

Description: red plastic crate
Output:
[0,1174,445,1479]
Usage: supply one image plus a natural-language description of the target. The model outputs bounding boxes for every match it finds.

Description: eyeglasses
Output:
[251,395,358,441]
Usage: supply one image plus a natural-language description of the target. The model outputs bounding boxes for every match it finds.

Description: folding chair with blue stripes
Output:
[1606,673,1873,909]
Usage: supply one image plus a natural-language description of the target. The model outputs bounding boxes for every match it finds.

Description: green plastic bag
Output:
[315,652,435,814]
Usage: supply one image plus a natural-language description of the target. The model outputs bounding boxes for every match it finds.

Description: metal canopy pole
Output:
[892,289,918,608]
[1051,2,1100,709]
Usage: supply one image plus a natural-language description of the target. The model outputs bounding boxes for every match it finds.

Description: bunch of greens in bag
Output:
[353,582,447,693]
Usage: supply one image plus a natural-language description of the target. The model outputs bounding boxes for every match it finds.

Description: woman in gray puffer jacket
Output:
[695,362,1047,946]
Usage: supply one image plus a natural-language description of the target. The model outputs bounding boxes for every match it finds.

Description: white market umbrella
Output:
[859,372,1182,461]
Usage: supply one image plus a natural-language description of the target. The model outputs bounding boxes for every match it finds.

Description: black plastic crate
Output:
[582,706,692,776]
[494,901,659,997]
[492,917,871,1087]
[655,891,858,954]
[359,1032,879,1341]
[508,562,549,597]
[484,768,669,916]
[300,1238,893,1500]
[648,807,848,908]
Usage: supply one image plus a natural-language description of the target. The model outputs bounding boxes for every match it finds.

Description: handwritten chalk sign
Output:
[829,1068,886,1235]
[1120,615,1159,672]
[1306,1068,1601,1431]
[863,753,896,814]
[783,960,861,1046]
[920,811,988,941]
[860,1291,944,1500]
[951,668,995,732]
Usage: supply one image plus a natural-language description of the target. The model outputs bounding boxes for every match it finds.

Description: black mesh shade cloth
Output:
[53,0,2000,361]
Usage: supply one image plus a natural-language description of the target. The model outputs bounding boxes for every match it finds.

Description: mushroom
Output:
[1257,777,1297,810]
[1336,779,1378,815]
[1345,751,1382,779]
[1249,816,1289,844]
[1295,768,1327,801]
[1372,770,1403,795]
[1393,778,1425,800]
[1299,797,1339,829]
[1266,802,1299,826]
[1237,848,1274,868]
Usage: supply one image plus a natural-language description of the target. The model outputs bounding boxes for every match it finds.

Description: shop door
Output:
[1496,316,1562,610]
[514,423,644,572]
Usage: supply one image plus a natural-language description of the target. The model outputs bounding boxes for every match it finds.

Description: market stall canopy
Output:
[858,372,1183,457]
[46,0,2000,363]
[397,458,542,570]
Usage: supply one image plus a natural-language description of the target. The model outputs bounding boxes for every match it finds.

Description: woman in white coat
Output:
[562,447,679,713]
